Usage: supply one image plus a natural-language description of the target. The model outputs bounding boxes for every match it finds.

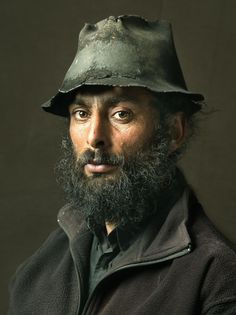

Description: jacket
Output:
[8,189,236,314]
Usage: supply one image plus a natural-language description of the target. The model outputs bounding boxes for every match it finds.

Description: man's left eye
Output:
[113,111,132,121]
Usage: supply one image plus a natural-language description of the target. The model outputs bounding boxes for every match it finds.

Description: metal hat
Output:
[42,15,204,116]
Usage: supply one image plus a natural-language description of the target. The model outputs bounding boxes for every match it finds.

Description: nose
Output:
[87,112,111,149]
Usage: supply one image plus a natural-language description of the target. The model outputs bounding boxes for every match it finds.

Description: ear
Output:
[168,112,187,153]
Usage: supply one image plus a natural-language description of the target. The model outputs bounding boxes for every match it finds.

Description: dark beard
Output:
[55,123,178,231]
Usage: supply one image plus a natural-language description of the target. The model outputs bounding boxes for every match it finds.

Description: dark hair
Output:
[152,92,201,117]
[151,92,204,157]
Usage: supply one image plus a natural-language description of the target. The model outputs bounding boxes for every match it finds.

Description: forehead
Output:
[71,85,156,106]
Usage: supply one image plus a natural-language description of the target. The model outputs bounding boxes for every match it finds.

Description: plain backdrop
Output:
[1,0,236,313]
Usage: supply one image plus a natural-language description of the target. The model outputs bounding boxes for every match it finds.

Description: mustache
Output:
[75,149,125,166]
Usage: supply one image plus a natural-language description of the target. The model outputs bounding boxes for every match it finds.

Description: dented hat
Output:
[42,15,204,116]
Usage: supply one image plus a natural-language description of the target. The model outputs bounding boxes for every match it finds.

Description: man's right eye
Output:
[73,110,89,120]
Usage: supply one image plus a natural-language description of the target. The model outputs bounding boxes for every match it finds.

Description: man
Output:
[8,15,236,314]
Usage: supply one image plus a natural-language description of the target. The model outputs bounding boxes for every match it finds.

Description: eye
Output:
[112,110,132,122]
[72,109,89,121]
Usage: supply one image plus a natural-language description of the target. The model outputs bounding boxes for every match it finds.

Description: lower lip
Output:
[85,164,117,174]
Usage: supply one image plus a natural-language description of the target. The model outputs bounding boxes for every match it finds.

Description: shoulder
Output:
[10,227,70,287]
[189,196,236,263]
[8,226,77,314]
[188,195,236,313]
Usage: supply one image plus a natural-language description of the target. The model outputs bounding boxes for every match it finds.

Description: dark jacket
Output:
[8,189,236,314]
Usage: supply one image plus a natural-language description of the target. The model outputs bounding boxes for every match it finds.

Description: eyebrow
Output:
[73,95,140,108]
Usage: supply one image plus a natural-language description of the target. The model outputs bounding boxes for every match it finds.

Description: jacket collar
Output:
[136,188,192,262]
[57,187,192,264]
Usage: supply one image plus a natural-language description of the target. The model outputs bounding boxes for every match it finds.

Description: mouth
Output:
[84,163,118,175]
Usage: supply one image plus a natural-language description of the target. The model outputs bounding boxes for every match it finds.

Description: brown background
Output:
[1,0,236,313]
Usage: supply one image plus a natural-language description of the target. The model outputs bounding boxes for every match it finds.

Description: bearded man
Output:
[8,15,236,315]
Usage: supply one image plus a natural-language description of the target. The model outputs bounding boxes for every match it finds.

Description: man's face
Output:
[69,86,159,178]
[56,86,184,230]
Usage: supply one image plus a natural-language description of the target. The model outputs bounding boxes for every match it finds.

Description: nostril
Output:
[94,140,105,148]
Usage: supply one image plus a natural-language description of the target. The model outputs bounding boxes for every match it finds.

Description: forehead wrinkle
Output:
[73,93,142,110]
[72,86,159,115]
[73,95,95,107]
[103,95,140,107]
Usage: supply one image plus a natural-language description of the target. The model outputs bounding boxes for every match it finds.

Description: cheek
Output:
[69,123,86,151]
[118,123,155,152]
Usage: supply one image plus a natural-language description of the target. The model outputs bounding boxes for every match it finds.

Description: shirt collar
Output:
[93,223,141,252]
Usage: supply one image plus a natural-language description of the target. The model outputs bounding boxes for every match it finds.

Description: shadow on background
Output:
[1,0,236,313]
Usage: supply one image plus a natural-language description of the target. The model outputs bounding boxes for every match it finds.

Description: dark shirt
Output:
[88,168,187,296]
[89,226,139,294]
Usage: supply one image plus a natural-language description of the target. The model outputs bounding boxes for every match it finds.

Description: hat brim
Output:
[41,78,204,117]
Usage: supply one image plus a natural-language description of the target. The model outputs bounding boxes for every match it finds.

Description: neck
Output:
[105,222,116,235]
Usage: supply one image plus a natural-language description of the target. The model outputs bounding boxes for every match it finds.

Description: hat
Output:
[42,15,204,116]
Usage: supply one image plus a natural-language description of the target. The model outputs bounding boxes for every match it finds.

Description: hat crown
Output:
[61,15,187,93]
[42,15,204,116]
